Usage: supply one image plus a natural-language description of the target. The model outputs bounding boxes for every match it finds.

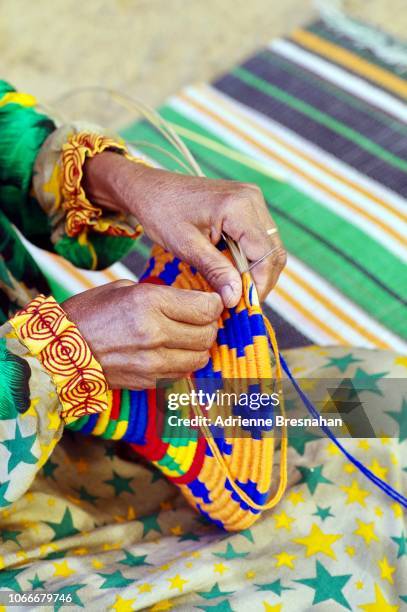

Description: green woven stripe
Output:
[101,416,118,440]
[306,22,407,80]
[232,67,407,172]
[124,109,406,338]
[66,415,89,431]
[261,50,407,136]
[119,389,131,434]
[156,454,184,475]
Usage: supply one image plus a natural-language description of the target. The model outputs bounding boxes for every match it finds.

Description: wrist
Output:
[82,151,148,216]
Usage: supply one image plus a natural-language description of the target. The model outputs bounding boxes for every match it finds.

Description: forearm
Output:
[82,150,146,215]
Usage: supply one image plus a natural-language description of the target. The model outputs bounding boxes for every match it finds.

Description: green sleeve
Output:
[0,80,55,250]
[0,81,139,271]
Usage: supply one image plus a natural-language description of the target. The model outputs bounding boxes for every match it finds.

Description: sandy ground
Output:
[1,0,405,113]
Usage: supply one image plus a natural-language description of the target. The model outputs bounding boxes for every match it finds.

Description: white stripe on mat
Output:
[20,234,137,295]
[272,256,407,352]
[270,39,407,124]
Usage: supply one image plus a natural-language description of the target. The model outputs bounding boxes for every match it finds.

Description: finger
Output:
[156,348,210,374]
[249,237,286,300]
[223,190,285,299]
[111,279,137,289]
[250,205,286,297]
[163,320,218,350]
[252,203,286,296]
[175,228,242,307]
[160,286,223,324]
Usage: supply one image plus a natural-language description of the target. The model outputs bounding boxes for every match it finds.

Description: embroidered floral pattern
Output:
[9,295,108,419]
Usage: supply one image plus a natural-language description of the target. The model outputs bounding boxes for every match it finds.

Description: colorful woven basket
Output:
[68,240,287,531]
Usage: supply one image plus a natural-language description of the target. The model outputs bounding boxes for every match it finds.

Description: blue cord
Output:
[279,353,407,508]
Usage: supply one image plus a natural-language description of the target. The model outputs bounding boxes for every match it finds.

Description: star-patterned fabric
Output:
[0,347,405,611]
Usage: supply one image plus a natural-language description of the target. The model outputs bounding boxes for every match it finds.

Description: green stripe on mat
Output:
[42,273,72,303]
[232,67,407,172]
[261,50,407,135]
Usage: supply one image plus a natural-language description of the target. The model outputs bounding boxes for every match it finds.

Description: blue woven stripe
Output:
[158,258,182,284]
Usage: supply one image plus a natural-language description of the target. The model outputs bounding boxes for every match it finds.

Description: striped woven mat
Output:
[32,19,407,352]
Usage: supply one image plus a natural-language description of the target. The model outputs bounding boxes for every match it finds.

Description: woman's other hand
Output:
[62,281,222,389]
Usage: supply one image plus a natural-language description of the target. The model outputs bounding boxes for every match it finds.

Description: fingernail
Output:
[221,283,239,307]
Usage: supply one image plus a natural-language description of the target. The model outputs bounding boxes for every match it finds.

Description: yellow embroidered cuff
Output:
[61,131,141,238]
[33,124,149,247]
[9,295,109,420]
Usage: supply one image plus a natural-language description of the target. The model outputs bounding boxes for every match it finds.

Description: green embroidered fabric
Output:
[0,80,138,323]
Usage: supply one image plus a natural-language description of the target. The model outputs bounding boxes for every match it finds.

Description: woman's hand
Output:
[62,281,223,389]
[83,152,286,307]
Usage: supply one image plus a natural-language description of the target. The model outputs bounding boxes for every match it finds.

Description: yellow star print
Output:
[16,551,28,561]
[103,542,122,551]
[21,397,40,419]
[150,600,173,611]
[42,161,62,207]
[168,574,188,592]
[47,409,61,432]
[214,563,229,575]
[340,480,370,506]
[391,503,402,518]
[390,453,398,466]
[263,603,282,612]
[378,556,395,585]
[39,543,58,556]
[356,581,364,590]
[272,511,295,531]
[354,520,379,546]
[358,440,370,451]
[293,523,342,559]
[111,595,137,612]
[288,491,305,506]
[358,583,399,611]
[368,459,388,480]
[53,560,75,578]
[394,355,407,368]
[326,442,340,455]
[274,551,296,569]
[72,547,88,556]
[346,545,355,557]
[138,583,153,593]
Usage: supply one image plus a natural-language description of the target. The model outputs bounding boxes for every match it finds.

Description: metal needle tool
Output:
[248,245,280,271]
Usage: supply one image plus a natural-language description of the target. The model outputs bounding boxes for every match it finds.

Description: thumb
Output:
[182,230,242,307]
